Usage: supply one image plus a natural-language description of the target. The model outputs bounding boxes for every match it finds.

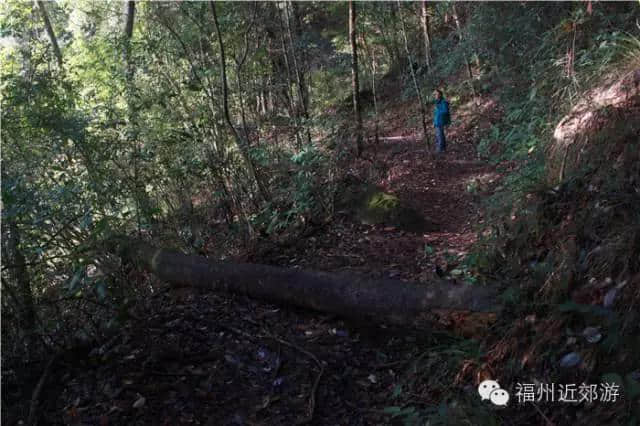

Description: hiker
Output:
[433,89,451,153]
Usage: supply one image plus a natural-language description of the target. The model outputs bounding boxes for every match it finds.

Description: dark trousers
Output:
[435,126,446,153]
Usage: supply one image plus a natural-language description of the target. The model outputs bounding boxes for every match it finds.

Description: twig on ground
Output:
[265,332,324,425]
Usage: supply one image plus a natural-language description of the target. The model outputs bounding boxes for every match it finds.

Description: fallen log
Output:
[108,238,500,326]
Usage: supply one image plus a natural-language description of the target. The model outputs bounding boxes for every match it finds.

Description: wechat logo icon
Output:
[478,379,510,406]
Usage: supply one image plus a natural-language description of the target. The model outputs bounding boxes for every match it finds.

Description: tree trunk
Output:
[211,2,269,203]
[349,0,363,157]
[36,1,63,68]
[290,1,310,114]
[360,28,379,145]
[123,0,143,235]
[420,1,432,69]
[398,1,429,144]
[109,238,500,327]
[124,0,135,40]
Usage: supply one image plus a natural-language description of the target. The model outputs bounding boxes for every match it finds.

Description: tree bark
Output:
[349,0,363,156]
[420,1,432,69]
[36,1,63,68]
[109,238,500,327]
[124,0,135,40]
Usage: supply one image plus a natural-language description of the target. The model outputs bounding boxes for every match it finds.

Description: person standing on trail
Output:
[433,89,451,153]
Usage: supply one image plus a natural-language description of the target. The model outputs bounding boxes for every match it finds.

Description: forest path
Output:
[259,103,502,286]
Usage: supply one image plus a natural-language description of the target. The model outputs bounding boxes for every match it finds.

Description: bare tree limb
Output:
[36,1,63,68]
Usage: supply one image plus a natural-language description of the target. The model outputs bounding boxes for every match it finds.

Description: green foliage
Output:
[254,144,333,235]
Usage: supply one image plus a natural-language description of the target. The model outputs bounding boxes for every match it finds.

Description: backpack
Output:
[443,101,451,126]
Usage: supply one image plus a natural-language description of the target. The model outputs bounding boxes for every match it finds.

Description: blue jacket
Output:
[433,98,451,128]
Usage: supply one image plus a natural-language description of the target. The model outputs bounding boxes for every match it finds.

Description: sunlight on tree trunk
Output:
[421,0,432,70]
[349,0,363,156]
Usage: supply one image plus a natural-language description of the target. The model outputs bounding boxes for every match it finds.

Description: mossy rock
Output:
[336,176,437,233]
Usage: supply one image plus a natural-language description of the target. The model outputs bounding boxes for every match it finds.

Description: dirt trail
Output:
[261,125,500,287]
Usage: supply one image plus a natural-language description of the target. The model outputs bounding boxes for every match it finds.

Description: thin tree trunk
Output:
[421,1,432,69]
[233,10,256,150]
[124,0,135,40]
[266,74,274,112]
[36,1,63,68]
[290,2,311,113]
[397,1,428,144]
[349,0,363,156]
[388,6,402,67]
[122,0,144,235]
[451,3,477,99]
[284,1,311,145]
[452,3,462,37]
[7,220,37,343]
[360,29,379,145]
[260,75,268,114]
[211,2,268,203]
[276,6,302,148]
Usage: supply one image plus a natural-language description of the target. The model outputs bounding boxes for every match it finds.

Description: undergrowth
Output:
[383,5,640,425]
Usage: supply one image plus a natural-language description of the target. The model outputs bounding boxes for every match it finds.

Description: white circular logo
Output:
[489,388,510,406]
[478,380,500,401]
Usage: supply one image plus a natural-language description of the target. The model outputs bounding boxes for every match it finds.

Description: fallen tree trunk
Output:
[108,238,500,326]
